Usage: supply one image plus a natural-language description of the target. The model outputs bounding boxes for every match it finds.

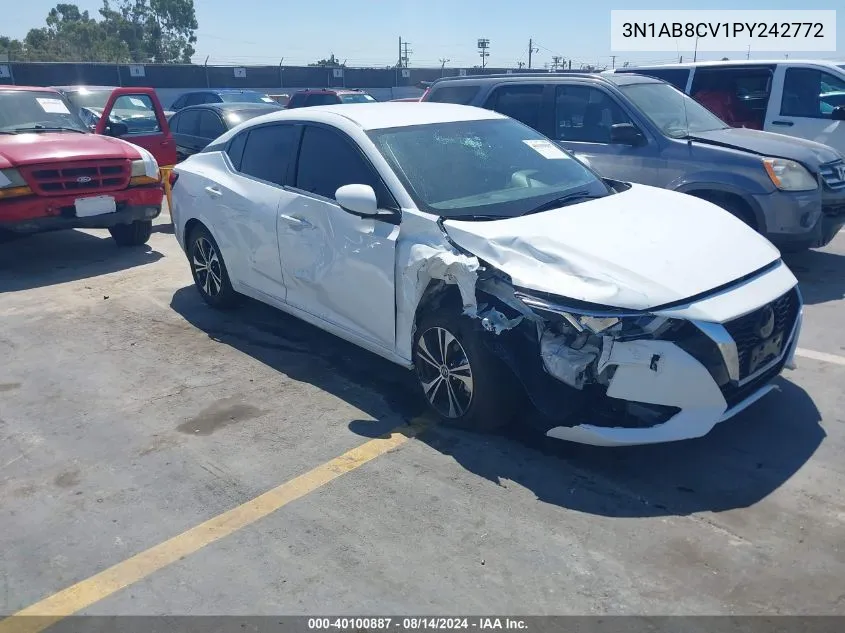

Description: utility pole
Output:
[399,39,412,67]
[398,36,402,68]
[477,38,490,68]
[746,44,751,60]
[439,58,450,77]
[610,55,616,69]
[551,55,563,71]
[517,61,525,69]
[528,38,539,69]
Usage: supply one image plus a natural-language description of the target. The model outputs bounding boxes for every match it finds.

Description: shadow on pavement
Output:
[783,248,845,305]
[0,229,163,293]
[355,377,823,518]
[169,285,823,520]
[169,287,425,430]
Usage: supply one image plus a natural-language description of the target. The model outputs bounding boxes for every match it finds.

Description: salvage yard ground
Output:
[1,210,845,618]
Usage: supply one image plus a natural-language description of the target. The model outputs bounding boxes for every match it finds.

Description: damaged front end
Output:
[402,230,800,447]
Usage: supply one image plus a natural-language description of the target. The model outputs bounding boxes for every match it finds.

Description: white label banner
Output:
[611,10,836,52]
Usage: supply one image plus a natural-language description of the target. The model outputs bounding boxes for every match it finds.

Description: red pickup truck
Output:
[0,86,174,246]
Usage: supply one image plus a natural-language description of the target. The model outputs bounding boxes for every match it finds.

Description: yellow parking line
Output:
[0,418,429,633]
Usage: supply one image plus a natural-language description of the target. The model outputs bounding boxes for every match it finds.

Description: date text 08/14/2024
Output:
[307,617,529,630]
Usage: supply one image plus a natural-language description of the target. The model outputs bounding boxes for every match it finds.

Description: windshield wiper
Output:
[9,125,86,134]
[518,191,606,217]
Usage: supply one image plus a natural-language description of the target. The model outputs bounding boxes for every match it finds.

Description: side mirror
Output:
[610,123,645,146]
[831,106,845,121]
[335,184,379,217]
[107,121,129,137]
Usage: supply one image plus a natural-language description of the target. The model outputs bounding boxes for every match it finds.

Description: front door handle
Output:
[772,120,794,126]
[204,186,223,197]
[279,214,313,230]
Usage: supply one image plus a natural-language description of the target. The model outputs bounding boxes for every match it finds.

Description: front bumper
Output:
[0,186,162,234]
[755,188,845,251]
[544,268,803,446]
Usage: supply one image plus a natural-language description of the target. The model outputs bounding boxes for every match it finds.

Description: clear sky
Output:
[5,0,844,69]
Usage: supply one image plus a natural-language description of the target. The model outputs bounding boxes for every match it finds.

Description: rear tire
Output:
[109,220,152,246]
[187,224,239,309]
[413,310,519,432]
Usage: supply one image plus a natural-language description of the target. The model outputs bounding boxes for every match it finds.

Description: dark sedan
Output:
[168,103,281,161]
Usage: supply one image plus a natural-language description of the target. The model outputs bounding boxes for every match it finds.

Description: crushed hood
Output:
[690,127,842,166]
[443,183,781,310]
[0,132,140,169]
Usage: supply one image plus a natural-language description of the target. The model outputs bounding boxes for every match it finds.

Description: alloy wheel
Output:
[415,326,474,419]
[192,237,223,298]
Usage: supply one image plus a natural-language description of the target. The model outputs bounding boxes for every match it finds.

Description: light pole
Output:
[477,38,490,69]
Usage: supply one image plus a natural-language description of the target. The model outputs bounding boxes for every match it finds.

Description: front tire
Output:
[187,225,239,309]
[109,219,152,246]
[413,311,518,432]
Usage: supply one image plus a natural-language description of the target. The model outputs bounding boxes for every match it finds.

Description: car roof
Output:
[429,72,659,87]
[0,85,62,93]
[183,89,263,94]
[244,102,504,131]
[293,88,370,95]
[52,85,117,91]
[178,102,280,114]
[613,59,845,70]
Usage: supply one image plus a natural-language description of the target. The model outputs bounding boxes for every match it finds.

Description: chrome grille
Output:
[818,159,845,191]
[722,287,801,379]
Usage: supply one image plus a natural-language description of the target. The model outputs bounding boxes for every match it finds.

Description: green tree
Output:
[0,1,197,63]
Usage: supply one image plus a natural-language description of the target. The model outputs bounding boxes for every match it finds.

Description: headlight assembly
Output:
[762,157,818,192]
[515,291,678,341]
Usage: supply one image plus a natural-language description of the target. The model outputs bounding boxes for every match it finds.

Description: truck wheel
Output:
[109,220,153,246]
[187,225,239,309]
[413,310,519,432]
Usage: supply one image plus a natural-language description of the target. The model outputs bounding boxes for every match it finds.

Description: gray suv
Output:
[423,73,845,251]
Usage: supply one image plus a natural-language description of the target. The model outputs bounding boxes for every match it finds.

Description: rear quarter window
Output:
[426,85,481,105]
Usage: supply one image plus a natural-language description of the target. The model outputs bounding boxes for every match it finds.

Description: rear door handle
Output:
[279,214,313,230]
[772,120,794,126]
[205,186,223,198]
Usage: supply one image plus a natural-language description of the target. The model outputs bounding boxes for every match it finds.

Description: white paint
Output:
[171,104,803,445]
[444,183,781,310]
[795,347,845,366]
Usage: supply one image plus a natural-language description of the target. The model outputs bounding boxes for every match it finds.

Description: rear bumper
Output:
[0,186,163,233]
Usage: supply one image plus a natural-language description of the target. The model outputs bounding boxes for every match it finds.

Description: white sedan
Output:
[170,102,802,446]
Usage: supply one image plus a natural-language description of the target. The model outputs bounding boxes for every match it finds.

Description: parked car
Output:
[391,97,423,102]
[168,103,282,162]
[285,89,377,108]
[422,72,845,251]
[53,85,177,168]
[170,102,802,446]
[169,90,278,111]
[608,60,845,154]
[0,86,164,245]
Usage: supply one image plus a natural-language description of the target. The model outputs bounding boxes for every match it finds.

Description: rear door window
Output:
[483,84,544,130]
[238,124,298,185]
[177,109,201,136]
[198,110,226,140]
[782,67,845,118]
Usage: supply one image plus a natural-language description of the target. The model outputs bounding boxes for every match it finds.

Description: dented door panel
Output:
[276,193,398,350]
